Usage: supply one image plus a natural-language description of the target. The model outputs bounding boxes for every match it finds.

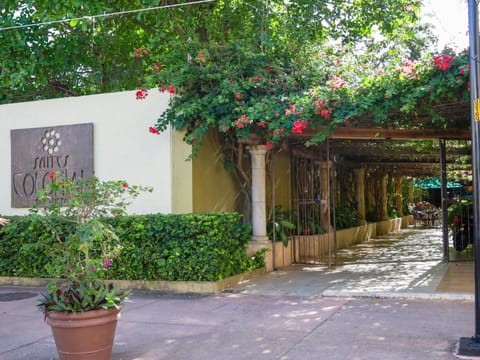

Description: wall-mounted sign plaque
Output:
[11,123,94,208]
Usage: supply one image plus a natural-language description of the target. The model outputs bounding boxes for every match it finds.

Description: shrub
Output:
[0,213,263,282]
[334,206,362,230]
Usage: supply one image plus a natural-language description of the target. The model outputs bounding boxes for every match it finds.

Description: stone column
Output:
[395,176,404,217]
[247,145,272,271]
[379,172,389,221]
[353,168,366,223]
[407,178,414,205]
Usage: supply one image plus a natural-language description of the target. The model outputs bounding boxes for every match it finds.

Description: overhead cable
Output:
[0,0,216,32]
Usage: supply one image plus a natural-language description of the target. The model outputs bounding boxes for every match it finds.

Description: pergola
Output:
[298,98,472,178]
[247,99,473,270]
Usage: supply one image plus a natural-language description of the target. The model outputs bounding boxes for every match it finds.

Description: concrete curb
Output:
[0,268,266,294]
[322,289,474,301]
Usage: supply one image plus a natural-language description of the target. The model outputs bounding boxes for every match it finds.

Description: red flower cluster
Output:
[235,114,251,129]
[433,54,454,71]
[234,92,243,101]
[256,121,266,128]
[459,65,469,75]
[149,126,160,135]
[249,75,264,83]
[264,141,273,150]
[292,120,308,134]
[314,99,331,120]
[220,124,230,133]
[152,62,162,73]
[136,88,148,100]
[160,84,176,94]
[49,171,55,179]
[134,45,148,59]
[197,51,209,66]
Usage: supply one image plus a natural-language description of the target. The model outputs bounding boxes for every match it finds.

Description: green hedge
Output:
[0,213,264,281]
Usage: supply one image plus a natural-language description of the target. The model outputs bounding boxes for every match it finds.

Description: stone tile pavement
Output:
[1,227,479,360]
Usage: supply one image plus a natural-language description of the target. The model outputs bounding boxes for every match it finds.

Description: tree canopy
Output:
[4,0,468,223]
[1,0,426,104]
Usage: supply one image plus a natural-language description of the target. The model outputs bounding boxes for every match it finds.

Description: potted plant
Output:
[32,172,151,360]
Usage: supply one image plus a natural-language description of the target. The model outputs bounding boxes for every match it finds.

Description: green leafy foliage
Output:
[334,206,362,230]
[447,198,473,232]
[31,174,152,284]
[1,0,423,106]
[0,213,264,283]
[28,174,150,313]
[267,206,296,246]
[38,280,129,313]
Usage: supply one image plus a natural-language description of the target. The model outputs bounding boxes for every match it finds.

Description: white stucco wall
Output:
[0,89,172,215]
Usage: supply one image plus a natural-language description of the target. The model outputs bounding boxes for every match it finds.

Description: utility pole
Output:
[458,0,480,355]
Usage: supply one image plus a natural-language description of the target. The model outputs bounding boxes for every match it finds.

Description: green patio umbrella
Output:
[413,177,463,189]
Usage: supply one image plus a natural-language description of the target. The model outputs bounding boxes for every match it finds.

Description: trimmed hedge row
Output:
[0,213,264,281]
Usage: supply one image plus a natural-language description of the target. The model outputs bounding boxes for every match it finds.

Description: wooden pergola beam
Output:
[300,127,471,140]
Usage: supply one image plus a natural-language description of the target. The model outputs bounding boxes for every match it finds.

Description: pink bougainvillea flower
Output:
[459,68,465,75]
[234,114,251,129]
[285,104,296,116]
[292,120,308,134]
[136,88,148,100]
[220,124,230,133]
[196,51,209,66]
[167,85,176,94]
[104,260,112,268]
[149,126,160,135]
[433,54,454,71]
[397,60,417,78]
[133,45,149,59]
[343,118,350,124]
[249,75,263,82]
[152,62,162,73]
[235,120,244,129]
[330,75,348,89]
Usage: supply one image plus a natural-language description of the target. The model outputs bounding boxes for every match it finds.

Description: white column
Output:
[247,145,272,271]
[249,145,268,238]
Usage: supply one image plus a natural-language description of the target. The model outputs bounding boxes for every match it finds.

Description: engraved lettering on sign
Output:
[11,123,94,208]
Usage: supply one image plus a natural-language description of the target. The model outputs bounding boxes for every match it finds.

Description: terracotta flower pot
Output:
[46,307,121,360]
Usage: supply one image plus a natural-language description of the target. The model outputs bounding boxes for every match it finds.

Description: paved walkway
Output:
[233,227,474,300]
[0,226,478,360]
